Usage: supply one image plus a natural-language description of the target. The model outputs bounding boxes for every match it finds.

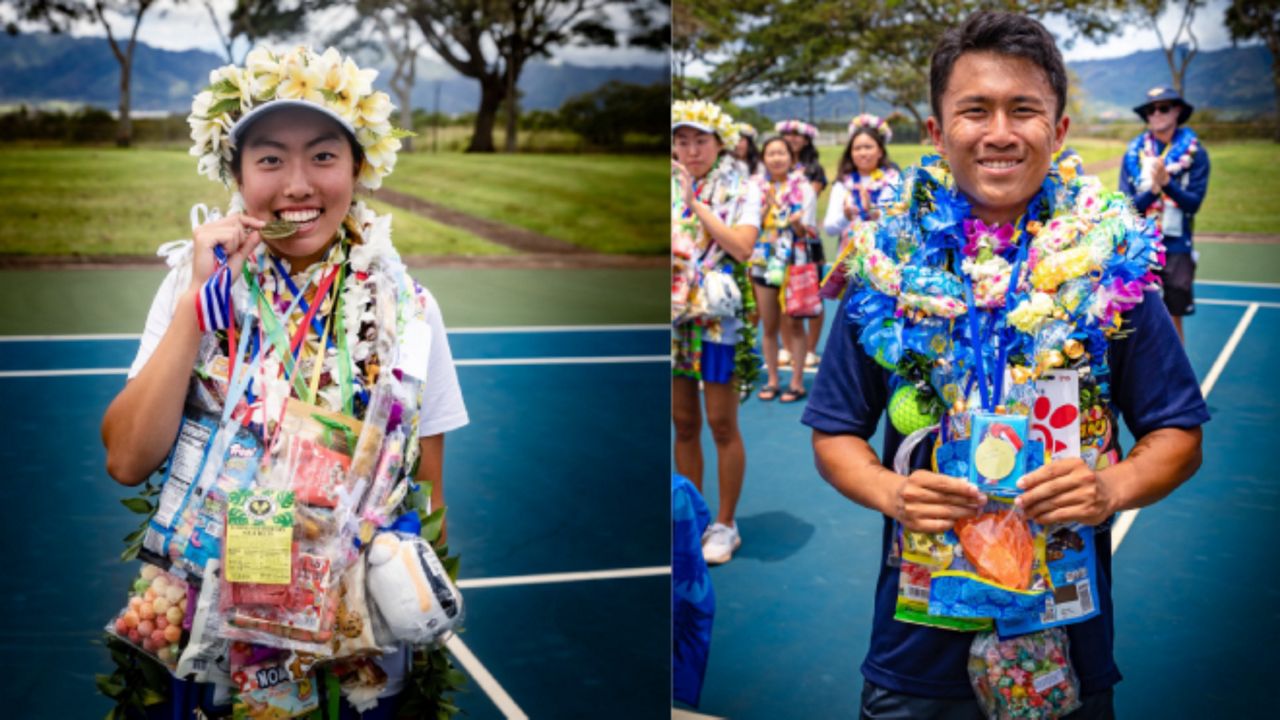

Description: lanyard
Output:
[270,254,334,345]
[961,232,1030,412]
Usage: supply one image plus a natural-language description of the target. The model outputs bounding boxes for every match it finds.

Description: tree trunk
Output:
[117,56,132,147]
[504,59,518,153]
[467,77,504,153]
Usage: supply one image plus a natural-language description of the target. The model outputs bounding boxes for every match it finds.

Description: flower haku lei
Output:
[775,119,818,139]
[189,46,412,190]
[673,99,739,146]
[847,113,893,143]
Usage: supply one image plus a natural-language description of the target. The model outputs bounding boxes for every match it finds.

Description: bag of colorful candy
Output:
[968,628,1081,719]
[105,564,192,670]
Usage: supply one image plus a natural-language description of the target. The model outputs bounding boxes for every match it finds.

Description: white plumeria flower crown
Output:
[188,45,411,191]
[672,99,739,148]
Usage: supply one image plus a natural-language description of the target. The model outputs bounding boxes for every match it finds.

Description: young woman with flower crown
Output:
[775,119,828,369]
[749,136,817,403]
[672,100,763,566]
[823,114,902,255]
[101,46,467,716]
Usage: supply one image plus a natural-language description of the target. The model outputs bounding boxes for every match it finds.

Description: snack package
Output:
[968,629,1081,719]
[928,497,1051,621]
[365,531,463,646]
[228,642,320,696]
[106,564,191,670]
[893,528,992,632]
[333,656,390,712]
[276,399,363,510]
[175,560,233,684]
[221,543,342,654]
[231,673,319,720]
[997,523,1100,637]
[330,556,385,659]
[140,407,218,572]
[172,425,264,578]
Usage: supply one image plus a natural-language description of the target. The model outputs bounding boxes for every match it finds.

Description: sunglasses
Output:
[1148,103,1178,115]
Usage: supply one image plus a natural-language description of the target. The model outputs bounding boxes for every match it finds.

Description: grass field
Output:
[813,137,1279,236]
[0,145,662,256]
[386,152,668,254]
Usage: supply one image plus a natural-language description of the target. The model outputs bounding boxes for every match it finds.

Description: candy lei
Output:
[672,154,745,277]
[842,155,1164,421]
[204,201,424,468]
[759,169,808,231]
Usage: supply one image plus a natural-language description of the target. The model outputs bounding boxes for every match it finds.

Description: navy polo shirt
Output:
[801,289,1210,698]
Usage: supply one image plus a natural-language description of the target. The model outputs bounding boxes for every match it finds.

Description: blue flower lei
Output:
[842,154,1163,432]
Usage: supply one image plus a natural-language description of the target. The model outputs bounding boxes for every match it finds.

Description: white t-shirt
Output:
[128,264,469,438]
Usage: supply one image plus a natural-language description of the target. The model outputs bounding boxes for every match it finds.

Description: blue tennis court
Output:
[0,324,670,719]
[681,280,1280,719]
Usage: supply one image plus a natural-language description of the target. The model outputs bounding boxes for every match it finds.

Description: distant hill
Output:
[1070,45,1273,119]
[0,32,668,115]
[747,44,1274,122]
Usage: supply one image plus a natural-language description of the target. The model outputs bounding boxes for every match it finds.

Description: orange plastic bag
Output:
[954,510,1034,590]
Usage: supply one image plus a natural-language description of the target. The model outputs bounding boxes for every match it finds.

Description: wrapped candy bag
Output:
[968,629,1081,719]
[105,564,191,670]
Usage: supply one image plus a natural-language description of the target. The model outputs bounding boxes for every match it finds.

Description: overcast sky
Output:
[58,0,667,68]
[1047,0,1243,61]
[44,0,1251,69]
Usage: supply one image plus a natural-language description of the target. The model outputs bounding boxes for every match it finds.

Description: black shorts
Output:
[807,238,826,265]
[1158,252,1196,317]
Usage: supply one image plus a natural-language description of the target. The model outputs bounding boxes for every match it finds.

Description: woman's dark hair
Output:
[837,127,893,179]
[929,11,1067,121]
[759,135,797,176]
[795,135,820,167]
[739,135,761,175]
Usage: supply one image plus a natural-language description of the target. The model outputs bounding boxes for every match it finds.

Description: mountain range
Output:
[750,44,1275,122]
[0,32,668,115]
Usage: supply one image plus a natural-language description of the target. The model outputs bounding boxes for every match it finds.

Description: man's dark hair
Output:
[929,11,1068,121]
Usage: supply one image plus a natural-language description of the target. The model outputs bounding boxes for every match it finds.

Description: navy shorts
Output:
[859,680,1115,720]
[1158,252,1195,317]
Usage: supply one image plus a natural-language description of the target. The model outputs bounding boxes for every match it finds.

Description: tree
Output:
[402,0,656,153]
[1225,0,1280,142]
[203,0,316,65]
[4,0,171,146]
[1133,0,1206,96]
[559,79,666,148]
[326,0,424,151]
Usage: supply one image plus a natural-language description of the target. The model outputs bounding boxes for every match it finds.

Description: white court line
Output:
[1197,279,1280,289]
[0,355,669,378]
[457,566,670,590]
[445,635,529,720]
[673,709,725,720]
[450,323,667,334]
[456,355,668,367]
[1197,298,1280,309]
[1111,302,1260,553]
[0,324,667,342]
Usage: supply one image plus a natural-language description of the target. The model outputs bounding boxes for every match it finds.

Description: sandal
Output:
[757,385,780,401]
[780,387,807,403]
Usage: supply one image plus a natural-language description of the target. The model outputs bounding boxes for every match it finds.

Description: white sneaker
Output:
[702,522,741,565]
[805,352,820,368]
[778,349,792,365]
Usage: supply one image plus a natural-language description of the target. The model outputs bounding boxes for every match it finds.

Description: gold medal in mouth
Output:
[260,219,299,240]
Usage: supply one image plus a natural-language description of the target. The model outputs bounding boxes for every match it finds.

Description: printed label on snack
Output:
[224,489,294,584]
[155,415,214,527]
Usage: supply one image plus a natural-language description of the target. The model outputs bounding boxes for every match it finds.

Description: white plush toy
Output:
[365,532,463,646]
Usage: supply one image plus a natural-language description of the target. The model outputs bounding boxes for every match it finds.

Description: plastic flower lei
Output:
[840,153,1164,434]
[775,119,818,139]
[188,45,412,191]
[1121,125,1200,236]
